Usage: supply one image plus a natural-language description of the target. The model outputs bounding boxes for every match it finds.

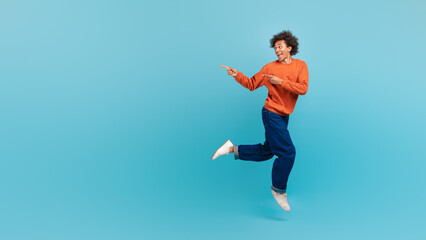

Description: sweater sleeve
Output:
[281,62,309,95]
[233,66,266,91]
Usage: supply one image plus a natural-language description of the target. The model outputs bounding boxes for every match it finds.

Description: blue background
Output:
[1,0,426,239]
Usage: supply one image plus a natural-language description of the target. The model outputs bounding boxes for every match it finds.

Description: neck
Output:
[280,56,292,64]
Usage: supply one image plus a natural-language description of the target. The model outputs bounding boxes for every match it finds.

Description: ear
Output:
[287,46,292,52]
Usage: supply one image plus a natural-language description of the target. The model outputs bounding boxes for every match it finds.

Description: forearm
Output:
[234,72,261,91]
[281,79,308,95]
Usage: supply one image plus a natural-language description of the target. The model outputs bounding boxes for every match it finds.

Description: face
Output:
[274,40,292,61]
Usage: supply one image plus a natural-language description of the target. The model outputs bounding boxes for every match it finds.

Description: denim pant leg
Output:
[234,141,274,161]
[264,108,296,194]
[234,107,275,161]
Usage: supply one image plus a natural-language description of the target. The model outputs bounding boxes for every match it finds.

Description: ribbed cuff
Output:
[281,79,289,89]
[233,145,239,160]
[271,185,286,194]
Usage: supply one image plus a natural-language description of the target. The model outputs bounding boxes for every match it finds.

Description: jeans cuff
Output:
[271,185,286,194]
[233,145,239,160]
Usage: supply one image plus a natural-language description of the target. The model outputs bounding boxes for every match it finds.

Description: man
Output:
[212,30,309,212]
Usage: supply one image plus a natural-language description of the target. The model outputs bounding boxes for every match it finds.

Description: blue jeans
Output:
[234,107,296,194]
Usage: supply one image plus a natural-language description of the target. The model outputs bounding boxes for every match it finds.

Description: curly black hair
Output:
[270,30,299,56]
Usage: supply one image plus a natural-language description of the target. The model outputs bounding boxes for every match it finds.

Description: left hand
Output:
[263,74,283,85]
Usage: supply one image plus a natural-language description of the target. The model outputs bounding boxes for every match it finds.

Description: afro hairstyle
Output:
[270,30,299,56]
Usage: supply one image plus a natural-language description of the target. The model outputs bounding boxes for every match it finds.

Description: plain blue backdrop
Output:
[1,0,426,239]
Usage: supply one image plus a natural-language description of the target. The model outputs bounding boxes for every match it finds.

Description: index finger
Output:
[262,74,274,77]
[219,65,230,69]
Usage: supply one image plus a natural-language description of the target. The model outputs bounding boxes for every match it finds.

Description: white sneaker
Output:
[271,190,291,212]
[211,140,233,160]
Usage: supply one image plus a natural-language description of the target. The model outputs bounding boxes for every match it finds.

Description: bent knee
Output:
[271,146,296,159]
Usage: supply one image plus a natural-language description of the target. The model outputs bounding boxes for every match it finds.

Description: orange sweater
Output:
[234,59,309,116]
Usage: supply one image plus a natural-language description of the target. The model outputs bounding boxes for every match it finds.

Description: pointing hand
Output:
[220,65,238,77]
[263,74,283,85]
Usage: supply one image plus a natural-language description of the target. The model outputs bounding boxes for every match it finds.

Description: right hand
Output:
[220,65,238,77]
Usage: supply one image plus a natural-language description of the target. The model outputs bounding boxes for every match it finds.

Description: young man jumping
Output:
[212,30,309,212]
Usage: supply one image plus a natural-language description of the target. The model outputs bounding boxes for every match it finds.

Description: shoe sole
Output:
[212,140,231,160]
